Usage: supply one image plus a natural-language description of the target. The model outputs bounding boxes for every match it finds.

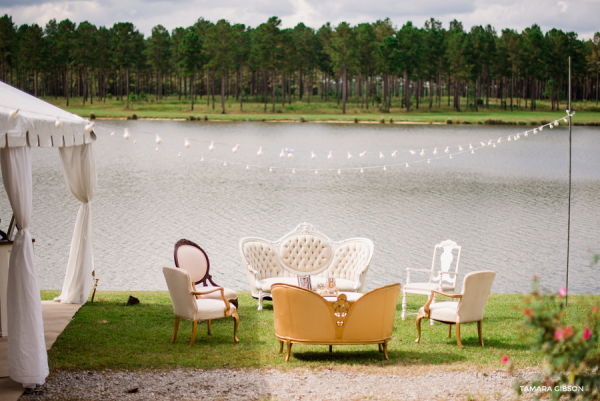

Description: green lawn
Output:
[40,290,600,373]
[40,95,600,125]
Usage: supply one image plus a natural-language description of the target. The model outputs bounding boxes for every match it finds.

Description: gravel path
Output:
[20,368,541,400]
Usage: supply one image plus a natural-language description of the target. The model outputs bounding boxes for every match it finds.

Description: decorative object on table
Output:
[415,271,496,349]
[240,222,374,310]
[162,266,239,346]
[174,239,238,308]
[315,282,326,294]
[321,276,338,296]
[296,276,312,290]
[271,283,401,362]
[401,240,461,320]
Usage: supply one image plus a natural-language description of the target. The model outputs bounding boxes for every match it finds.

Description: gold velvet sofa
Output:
[271,283,401,361]
[240,223,374,310]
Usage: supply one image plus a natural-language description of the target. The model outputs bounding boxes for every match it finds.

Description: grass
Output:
[40,290,600,374]
[40,95,600,125]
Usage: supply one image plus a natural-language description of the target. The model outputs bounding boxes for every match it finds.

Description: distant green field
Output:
[41,95,600,125]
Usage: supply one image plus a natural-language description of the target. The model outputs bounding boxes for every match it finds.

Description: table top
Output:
[322,292,363,302]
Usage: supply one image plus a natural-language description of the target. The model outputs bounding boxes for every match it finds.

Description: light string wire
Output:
[0,103,575,173]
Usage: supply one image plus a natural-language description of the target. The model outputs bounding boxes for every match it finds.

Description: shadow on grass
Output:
[291,349,466,365]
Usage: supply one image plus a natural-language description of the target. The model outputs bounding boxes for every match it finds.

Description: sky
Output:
[0,0,599,39]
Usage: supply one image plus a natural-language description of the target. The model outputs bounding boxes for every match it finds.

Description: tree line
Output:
[0,14,598,114]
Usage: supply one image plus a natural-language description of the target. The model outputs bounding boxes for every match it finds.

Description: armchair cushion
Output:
[259,277,299,292]
[419,302,459,323]
[195,299,237,321]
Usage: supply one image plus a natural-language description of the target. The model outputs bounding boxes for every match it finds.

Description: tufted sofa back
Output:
[277,234,333,276]
[315,239,373,284]
[241,239,296,281]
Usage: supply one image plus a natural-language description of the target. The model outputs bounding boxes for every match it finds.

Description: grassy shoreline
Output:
[42,96,600,125]
[40,290,600,374]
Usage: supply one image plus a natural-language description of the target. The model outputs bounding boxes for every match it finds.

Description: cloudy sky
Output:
[1,0,598,39]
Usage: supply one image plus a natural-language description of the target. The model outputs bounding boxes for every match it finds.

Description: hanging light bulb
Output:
[563,117,567,123]
[287,152,294,159]
[9,109,18,119]
[359,151,367,158]
[232,144,240,153]
[84,122,94,132]
[383,166,387,171]
[223,161,227,166]
[539,126,544,132]
[347,152,353,160]
[184,139,191,148]
[292,168,296,174]
[533,129,537,134]
[469,144,473,150]
[256,147,263,157]
[433,148,438,155]
[269,167,273,172]
[133,139,137,144]
[480,142,485,147]
[449,154,453,160]
[279,149,285,158]
[427,159,431,164]
[328,151,333,160]
[488,140,492,146]
[392,150,398,158]
[311,151,317,160]
[492,143,496,148]
[178,152,181,157]
[420,149,425,156]
[445,147,449,154]
[315,169,318,175]
[549,124,554,129]
[155,146,159,152]
[471,149,475,154]
[508,136,512,141]
[554,121,559,127]
[498,138,502,143]
[379,151,384,159]
[410,150,416,156]
[155,134,162,144]
[246,165,250,170]
[360,168,364,173]
[123,129,130,140]
[209,141,215,151]
[55,118,63,128]
[405,163,409,168]
[459,146,464,152]
[337,169,341,174]
[201,157,205,162]
[110,131,115,136]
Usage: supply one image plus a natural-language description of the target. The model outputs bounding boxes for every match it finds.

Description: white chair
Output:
[415,271,496,349]
[162,266,239,346]
[401,240,461,320]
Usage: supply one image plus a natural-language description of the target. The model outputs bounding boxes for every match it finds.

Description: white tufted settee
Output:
[240,223,374,310]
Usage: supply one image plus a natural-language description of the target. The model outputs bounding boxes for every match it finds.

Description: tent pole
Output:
[566,56,572,307]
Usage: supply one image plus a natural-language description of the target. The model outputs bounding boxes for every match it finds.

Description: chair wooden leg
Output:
[285,341,292,362]
[279,341,284,354]
[455,323,462,349]
[401,291,407,320]
[448,324,452,338]
[478,320,484,346]
[329,345,333,353]
[190,320,198,347]
[257,292,263,311]
[172,317,179,343]
[383,340,389,361]
[415,315,423,343]
[232,311,240,343]
[378,343,382,352]
[207,320,212,336]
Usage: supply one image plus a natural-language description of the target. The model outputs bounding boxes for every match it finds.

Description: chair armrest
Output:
[246,263,259,275]
[192,287,231,317]
[423,290,462,316]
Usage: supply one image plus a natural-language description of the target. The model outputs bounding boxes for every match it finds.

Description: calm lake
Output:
[1,120,599,294]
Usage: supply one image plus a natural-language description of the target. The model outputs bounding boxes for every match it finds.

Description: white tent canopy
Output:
[0,82,97,387]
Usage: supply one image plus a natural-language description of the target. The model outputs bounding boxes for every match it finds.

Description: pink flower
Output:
[555,329,564,340]
[524,308,532,317]
[533,275,538,281]
[593,306,598,314]
[501,355,509,365]
[558,287,567,297]
[584,328,591,340]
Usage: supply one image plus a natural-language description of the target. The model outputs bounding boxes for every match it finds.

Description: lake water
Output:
[1,120,599,294]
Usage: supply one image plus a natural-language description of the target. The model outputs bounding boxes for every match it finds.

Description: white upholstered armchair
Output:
[415,271,496,349]
[240,223,374,310]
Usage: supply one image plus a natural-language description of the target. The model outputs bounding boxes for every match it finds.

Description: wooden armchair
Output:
[272,283,401,361]
[162,266,239,346]
[415,271,496,349]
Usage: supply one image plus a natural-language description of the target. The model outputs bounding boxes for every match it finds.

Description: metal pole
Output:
[566,56,572,307]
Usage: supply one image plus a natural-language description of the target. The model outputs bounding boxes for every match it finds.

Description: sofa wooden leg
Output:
[172,317,179,344]
[378,343,382,353]
[383,340,389,361]
[190,320,198,347]
[285,341,292,362]
[456,323,462,349]
[478,320,484,346]
[232,311,240,343]
[448,324,452,338]
[415,315,423,343]
[279,341,284,354]
[207,320,212,336]
[329,345,332,353]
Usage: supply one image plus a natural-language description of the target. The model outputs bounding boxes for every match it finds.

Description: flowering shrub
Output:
[519,278,600,399]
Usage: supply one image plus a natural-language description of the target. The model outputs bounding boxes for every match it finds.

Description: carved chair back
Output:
[174,239,218,287]
[429,240,461,289]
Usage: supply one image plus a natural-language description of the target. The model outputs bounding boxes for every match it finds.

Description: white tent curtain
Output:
[55,143,96,304]
[0,145,49,386]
